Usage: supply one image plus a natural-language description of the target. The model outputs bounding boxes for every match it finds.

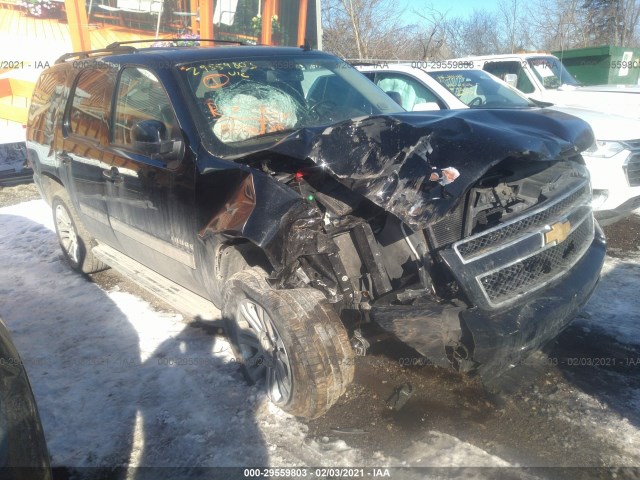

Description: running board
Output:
[92,244,220,321]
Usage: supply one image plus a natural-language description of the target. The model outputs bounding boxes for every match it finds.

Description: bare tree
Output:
[408,4,449,60]
[321,0,414,60]
[441,16,466,58]
[526,0,589,50]
[618,0,640,45]
[322,0,640,61]
[582,0,640,46]
[459,10,503,55]
[497,0,533,52]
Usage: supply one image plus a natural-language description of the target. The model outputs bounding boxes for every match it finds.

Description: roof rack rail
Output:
[55,38,251,65]
[105,38,247,49]
[55,46,136,64]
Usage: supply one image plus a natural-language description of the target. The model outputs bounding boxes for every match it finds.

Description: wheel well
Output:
[208,239,274,308]
[217,241,273,279]
[40,173,64,204]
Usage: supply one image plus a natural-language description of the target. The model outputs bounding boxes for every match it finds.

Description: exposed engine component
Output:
[350,329,370,356]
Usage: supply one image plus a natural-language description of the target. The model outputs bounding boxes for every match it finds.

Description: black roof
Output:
[56,44,337,67]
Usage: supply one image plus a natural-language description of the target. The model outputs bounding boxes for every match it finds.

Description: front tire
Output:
[52,192,106,274]
[223,268,354,419]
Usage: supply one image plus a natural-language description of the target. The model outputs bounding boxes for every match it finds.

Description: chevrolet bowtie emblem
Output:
[545,221,571,245]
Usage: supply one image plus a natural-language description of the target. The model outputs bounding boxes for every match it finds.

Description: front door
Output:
[105,66,203,295]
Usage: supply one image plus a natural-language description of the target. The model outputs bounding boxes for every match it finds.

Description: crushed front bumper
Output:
[460,222,606,381]
[371,222,606,382]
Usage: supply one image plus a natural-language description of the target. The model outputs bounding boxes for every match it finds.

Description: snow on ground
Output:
[0,199,516,472]
[579,253,640,345]
[400,432,512,467]
[551,248,640,467]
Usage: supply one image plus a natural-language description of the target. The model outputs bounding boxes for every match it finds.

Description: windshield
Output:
[528,56,580,89]
[177,55,403,154]
[427,69,533,108]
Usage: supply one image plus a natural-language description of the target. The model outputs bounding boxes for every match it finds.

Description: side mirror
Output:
[504,73,518,88]
[130,120,176,156]
[412,102,440,111]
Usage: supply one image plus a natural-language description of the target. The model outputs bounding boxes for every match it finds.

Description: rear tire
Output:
[52,191,107,274]
[223,268,354,419]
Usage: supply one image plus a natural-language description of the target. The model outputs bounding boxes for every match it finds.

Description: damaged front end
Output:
[202,108,605,381]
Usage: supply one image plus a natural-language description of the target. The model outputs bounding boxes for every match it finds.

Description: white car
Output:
[356,63,640,225]
[453,54,640,119]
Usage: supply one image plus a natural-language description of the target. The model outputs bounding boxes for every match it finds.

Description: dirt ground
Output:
[602,214,640,257]
[3,182,640,478]
[0,182,41,206]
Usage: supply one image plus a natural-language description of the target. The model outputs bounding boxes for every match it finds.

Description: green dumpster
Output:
[551,45,640,86]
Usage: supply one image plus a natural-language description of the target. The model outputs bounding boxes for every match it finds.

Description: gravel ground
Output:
[602,214,640,257]
[0,182,40,206]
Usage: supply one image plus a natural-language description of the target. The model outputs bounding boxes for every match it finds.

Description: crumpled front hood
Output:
[304,108,593,230]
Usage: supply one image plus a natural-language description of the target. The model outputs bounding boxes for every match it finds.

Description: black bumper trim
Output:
[460,223,606,381]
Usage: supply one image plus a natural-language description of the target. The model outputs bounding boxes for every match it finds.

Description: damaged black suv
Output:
[27,42,606,419]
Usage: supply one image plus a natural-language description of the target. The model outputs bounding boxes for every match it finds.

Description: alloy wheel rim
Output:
[236,299,293,405]
[55,204,80,264]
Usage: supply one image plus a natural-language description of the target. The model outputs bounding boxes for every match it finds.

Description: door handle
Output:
[57,151,72,165]
[102,167,122,183]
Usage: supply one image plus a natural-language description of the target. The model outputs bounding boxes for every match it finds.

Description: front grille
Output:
[428,200,465,248]
[478,215,593,306]
[456,182,590,260]
[626,154,640,187]
[440,167,594,310]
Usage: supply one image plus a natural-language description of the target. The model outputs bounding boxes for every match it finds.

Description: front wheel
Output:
[223,268,354,419]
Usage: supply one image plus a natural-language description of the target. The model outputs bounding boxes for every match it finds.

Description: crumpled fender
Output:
[201,109,593,274]
[198,167,334,273]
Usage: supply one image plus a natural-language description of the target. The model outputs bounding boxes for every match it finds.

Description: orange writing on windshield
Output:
[202,73,230,89]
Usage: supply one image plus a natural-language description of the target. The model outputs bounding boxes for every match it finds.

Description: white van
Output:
[454,53,640,118]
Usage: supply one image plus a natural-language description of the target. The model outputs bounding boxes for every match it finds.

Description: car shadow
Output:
[128,319,270,479]
[545,254,640,431]
[0,213,268,479]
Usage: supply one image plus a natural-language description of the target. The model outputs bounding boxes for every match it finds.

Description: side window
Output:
[483,61,516,78]
[113,67,181,148]
[439,74,479,104]
[28,70,67,147]
[68,69,111,142]
[483,61,535,94]
[515,68,535,94]
[374,73,442,110]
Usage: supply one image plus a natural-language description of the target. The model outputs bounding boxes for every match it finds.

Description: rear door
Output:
[61,67,119,246]
[104,66,203,295]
